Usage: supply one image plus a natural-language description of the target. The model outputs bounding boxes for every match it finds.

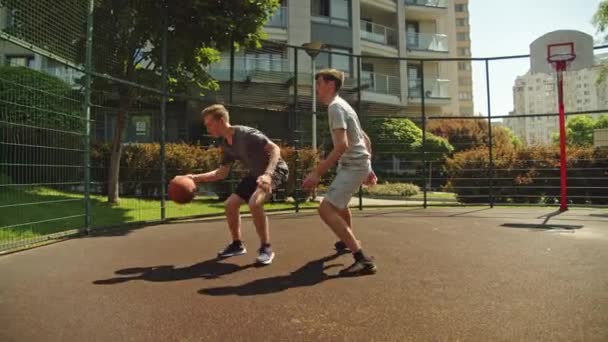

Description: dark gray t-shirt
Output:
[220,125,288,177]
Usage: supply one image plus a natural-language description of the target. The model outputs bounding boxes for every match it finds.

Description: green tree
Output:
[368,117,454,162]
[427,119,520,152]
[593,0,608,83]
[0,0,279,203]
[552,115,596,146]
[595,114,608,129]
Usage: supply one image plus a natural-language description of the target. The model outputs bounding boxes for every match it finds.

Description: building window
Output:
[455,4,467,12]
[459,91,472,100]
[243,47,287,72]
[458,47,470,56]
[312,0,350,27]
[4,9,21,29]
[317,46,352,75]
[457,33,469,41]
[5,55,34,68]
[456,18,467,27]
[458,61,471,71]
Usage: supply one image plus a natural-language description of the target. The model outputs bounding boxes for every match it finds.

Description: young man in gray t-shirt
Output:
[302,68,378,276]
[179,104,288,265]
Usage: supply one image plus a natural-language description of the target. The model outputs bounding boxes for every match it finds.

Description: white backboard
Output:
[530,30,594,74]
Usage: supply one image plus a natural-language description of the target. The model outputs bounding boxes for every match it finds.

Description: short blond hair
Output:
[201,104,230,122]
[315,68,344,92]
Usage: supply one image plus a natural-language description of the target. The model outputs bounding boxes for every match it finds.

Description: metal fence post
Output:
[160,3,168,220]
[293,47,300,213]
[83,0,95,230]
[357,55,363,211]
[229,35,235,104]
[485,60,494,208]
[420,60,427,209]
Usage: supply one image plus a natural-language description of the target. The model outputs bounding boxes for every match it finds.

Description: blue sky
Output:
[469,0,603,118]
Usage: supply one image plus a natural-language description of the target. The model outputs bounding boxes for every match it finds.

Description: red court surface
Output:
[1,207,607,341]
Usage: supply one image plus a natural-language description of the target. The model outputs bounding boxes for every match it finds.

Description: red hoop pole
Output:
[556,66,568,211]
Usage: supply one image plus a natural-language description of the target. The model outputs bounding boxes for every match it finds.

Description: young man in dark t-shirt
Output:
[179,104,288,265]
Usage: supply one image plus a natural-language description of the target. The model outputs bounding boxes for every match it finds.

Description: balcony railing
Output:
[406,32,448,52]
[408,76,450,99]
[360,20,398,47]
[266,6,287,28]
[361,71,400,97]
[311,15,349,27]
[208,56,290,81]
[404,0,448,8]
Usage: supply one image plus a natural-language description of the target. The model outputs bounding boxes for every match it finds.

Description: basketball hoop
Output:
[547,52,576,72]
[546,42,576,72]
[528,31,594,212]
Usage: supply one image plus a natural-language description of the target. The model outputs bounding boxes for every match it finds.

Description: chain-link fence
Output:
[1,1,607,253]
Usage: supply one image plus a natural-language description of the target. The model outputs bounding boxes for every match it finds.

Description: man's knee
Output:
[248,190,267,211]
[225,195,241,213]
[319,199,339,216]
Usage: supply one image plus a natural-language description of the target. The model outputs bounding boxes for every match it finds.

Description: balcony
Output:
[266,6,288,28]
[408,76,450,99]
[361,71,400,97]
[208,56,291,82]
[360,20,397,47]
[360,0,398,12]
[406,32,448,53]
[311,15,349,28]
[404,0,448,8]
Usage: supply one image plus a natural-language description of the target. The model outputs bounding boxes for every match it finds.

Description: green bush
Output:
[90,142,319,200]
[445,146,516,203]
[0,66,82,185]
[362,182,419,198]
[446,145,608,205]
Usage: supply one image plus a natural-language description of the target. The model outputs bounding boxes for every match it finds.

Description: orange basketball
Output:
[168,176,196,204]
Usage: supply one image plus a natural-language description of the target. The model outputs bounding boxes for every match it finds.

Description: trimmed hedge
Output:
[90,142,319,200]
[446,146,608,204]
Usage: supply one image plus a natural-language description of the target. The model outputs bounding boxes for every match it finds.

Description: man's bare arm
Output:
[263,141,281,176]
[314,128,349,177]
[190,164,231,183]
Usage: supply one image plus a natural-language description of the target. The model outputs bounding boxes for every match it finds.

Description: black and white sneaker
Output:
[217,241,247,258]
[256,245,275,265]
[338,259,377,277]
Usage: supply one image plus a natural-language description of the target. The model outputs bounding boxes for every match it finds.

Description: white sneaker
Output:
[256,246,275,265]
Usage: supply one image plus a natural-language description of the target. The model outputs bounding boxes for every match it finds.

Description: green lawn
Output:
[411,191,457,201]
[0,187,317,244]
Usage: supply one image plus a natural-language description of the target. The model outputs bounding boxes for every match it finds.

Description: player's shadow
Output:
[198,254,344,296]
[93,257,253,285]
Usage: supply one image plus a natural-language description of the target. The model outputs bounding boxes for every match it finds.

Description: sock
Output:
[354,250,368,262]
[261,243,271,250]
[233,239,243,246]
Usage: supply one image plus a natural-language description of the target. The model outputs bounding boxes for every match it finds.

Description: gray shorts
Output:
[324,160,371,209]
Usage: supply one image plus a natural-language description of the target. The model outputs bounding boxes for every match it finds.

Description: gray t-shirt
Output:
[220,125,288,177]
[328,96,371,164]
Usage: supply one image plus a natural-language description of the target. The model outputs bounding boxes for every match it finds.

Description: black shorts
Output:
[234,168,288,202]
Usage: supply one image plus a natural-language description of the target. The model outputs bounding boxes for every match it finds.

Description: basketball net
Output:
[547,53,576,72]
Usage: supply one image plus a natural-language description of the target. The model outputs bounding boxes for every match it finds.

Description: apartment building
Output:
[209,0,474,117]
[504,53,608,145]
